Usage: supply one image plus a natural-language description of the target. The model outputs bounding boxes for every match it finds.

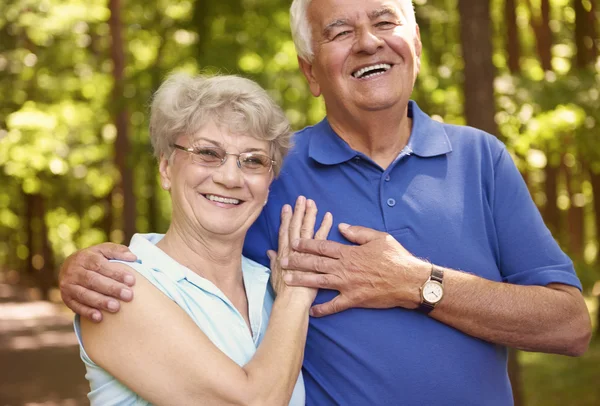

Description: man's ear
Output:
[414,24,422,75]
[298,56,321,97]
[159,155,172,191]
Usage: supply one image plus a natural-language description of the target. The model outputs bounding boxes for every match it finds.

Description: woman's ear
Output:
[159,155,171,191]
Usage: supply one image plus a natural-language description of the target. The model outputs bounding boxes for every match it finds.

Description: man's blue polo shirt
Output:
[244,101,581,405]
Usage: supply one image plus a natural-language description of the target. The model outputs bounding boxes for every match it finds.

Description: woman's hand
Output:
[269,196,332,302]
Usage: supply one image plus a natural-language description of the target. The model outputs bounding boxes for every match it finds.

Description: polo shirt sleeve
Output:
[243,209,277,268]
[491,140,582,290]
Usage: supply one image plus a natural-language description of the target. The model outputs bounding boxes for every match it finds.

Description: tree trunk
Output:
[109,0,135,244]
[543,164,561,238]
[562,156,585,260]
[37,195,55,300]
[25,191,36,276]
[457,0,499,137]
[505,0,521,74]
[526,0,553,70]
[574,0,598,68]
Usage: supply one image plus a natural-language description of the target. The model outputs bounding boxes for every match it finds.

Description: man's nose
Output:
[353,28,385,54]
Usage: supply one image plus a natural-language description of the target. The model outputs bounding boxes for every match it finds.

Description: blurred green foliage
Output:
[0,0,598,292]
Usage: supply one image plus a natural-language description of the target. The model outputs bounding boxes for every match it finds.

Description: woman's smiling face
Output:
[161,120,273,240]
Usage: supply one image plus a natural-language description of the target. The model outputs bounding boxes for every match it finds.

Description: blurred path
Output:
[0,283,89,406]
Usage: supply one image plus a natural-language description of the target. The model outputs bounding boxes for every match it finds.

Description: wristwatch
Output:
[418,265,444,314]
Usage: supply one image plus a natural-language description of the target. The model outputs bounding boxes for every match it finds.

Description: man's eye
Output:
[333,30,351,40]
[376,21,395,28]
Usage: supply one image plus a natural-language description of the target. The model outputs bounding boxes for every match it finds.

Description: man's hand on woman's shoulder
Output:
[59,243,138,322]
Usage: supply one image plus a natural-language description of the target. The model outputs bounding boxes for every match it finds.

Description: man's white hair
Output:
[290,0,417,62]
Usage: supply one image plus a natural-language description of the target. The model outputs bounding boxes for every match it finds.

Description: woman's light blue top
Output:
[74,233,305,405]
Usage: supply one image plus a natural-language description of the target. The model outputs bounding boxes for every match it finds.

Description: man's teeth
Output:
[205,194,241,205]
[353,63,391,79]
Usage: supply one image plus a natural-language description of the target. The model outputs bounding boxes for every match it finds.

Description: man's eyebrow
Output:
[368,7,399,20]
[323,19,349,36]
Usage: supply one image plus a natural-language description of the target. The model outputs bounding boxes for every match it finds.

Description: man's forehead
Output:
[311,0,404,27]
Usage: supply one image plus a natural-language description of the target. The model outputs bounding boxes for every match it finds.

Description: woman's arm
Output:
[81,197,332,406]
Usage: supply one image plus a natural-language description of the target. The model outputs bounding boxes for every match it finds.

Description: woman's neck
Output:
[155,220,245,289]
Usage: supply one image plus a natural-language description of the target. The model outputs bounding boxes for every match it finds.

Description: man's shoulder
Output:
[438,121,506,154]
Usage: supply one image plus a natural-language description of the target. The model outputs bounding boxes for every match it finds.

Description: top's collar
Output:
[308,101,452,166]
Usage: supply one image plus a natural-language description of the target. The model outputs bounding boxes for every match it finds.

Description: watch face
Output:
[423,281,443,304]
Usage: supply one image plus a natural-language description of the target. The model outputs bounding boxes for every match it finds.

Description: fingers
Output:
[338,223,387,245]
[300,199,317,239]
[283,252,339,273]
[66,283,123,314]
[277,204,292,255]
[76,263,135,302]
[289,196,307,243]
[292,238,343,260]
[93,242,137,263]
[310,295,352,317]
[283,270,339,289]
[81,253,136,287]
[65,299,104,323]
[315,212,333,240]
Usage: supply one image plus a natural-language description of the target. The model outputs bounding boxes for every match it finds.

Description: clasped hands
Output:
[272,220,431,317]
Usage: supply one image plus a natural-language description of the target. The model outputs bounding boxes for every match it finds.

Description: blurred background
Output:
[0,0,598,405]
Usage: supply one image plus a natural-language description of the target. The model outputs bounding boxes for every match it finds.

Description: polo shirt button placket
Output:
[385,175,391,182]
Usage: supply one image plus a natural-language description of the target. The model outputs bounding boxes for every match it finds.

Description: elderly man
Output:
[60,0,591,404]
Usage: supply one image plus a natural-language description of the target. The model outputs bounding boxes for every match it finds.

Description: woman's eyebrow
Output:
[190,137,221,147]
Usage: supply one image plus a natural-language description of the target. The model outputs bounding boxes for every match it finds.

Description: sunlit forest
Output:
[0,0,599,404]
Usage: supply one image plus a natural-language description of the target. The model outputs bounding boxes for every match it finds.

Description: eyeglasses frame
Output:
[171,144,276,174]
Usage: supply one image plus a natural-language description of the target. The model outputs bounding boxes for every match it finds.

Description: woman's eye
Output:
[196,148,221,158]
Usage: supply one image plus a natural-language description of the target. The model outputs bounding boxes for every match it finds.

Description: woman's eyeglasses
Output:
[172,144,276,174]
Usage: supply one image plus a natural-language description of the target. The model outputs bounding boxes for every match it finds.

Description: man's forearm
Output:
[427,268,592,356]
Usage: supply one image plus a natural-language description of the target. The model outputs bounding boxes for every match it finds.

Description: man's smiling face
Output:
[299,0,422,115]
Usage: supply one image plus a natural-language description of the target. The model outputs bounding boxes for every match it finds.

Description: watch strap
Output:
[417,300,435,314]
[417,265,444,315]
[431,266,444,283]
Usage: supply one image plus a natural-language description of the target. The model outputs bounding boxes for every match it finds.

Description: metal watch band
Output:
[431,266,444,283]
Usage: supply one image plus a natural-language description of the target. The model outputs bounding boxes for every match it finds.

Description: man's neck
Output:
[327,103,413,170]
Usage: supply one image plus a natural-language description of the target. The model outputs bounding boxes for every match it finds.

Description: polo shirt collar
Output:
[407,101,453,157]
[130,233,270,286]
[308,100,452,165]
[130,233,187,281]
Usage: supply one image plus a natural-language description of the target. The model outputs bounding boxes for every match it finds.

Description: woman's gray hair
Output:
[290,0,416,62]
[149,73,292,176]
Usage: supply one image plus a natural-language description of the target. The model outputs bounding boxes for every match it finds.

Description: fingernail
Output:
[297,196,306,204]
[281,258,289,267]
[309,308,315,317]
[292,239,300,249]
[124,275,135,286]
[307,199,314,207]
[120,289,133,301]
[284,274,293,283]
[107,300,119,311]
[92,312,101,322]
[282,204,291,213]
[339,223,350,231]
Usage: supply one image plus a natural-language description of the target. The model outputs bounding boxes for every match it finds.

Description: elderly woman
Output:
[73,73,332,405]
